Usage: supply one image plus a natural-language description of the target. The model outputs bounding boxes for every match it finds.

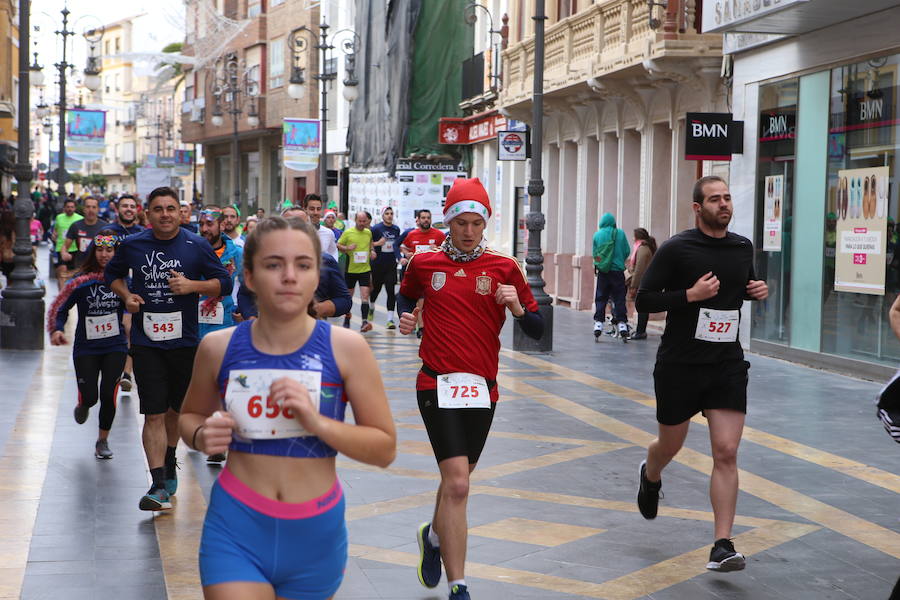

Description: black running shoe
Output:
[416,522,442,588]
[206,452,227,464]
[73,404,89,425]
[637,460,662,519]
[706,538,746,572]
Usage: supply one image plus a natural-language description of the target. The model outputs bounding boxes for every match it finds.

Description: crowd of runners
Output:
[43,176,774,599]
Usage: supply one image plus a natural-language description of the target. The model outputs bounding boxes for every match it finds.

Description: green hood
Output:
[598,212,617,229]
[592,212,630,272]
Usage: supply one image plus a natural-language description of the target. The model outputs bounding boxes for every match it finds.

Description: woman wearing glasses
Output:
[47,230,128,459]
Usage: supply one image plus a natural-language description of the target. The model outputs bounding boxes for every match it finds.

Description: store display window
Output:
[822,54,900,364]
[753,79,798,345]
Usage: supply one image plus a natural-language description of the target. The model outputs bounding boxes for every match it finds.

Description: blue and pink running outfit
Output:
[199,320,349,599]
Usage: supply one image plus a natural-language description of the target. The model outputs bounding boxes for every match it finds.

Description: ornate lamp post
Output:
[287,22,360,207]
[210,57,259,216]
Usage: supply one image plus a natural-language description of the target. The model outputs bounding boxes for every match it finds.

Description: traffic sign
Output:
[498,130,527,161]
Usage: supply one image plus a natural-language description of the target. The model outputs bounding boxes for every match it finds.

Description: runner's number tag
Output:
[353,251,368,264]
[415,244,432,254]
[437,372,490,409]
[198,301,225,325]
[225,369,322,439]
[78,237,92,252]
[85,313,119,340]
[382,240,394,252]
[695,308,739,343]
[143,312,183,341]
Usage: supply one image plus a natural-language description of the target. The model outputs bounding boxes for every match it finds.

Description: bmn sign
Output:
[685,112,744,161]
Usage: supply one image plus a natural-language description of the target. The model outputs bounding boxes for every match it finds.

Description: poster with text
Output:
[283,118,320,172]
[65,109,106,162]
[834,166,889,295]
[762,175,783,251]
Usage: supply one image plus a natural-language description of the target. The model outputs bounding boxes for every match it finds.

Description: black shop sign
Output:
[684,112,744,161]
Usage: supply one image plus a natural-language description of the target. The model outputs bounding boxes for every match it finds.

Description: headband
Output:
[93,235,118,248]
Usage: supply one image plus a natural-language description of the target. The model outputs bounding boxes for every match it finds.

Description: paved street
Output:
[1,249,899,599]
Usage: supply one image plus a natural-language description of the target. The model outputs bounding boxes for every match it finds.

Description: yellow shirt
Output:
[338,227,373,274]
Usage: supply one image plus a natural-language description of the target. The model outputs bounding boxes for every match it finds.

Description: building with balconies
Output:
[0,0,19,197]
[499,0,725,311]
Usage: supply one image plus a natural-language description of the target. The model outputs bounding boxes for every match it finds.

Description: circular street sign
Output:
[501,132,524,154]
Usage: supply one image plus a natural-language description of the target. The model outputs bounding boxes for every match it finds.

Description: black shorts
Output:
[130,344,198,415]
[345,271,371,288]
[653,359,750,426]
[371,260,397,287]
[53,252,74,270]
[417,389,496,464]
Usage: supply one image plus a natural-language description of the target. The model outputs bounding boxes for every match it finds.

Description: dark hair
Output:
[117,195,137,207]
[692,176,727,204]
[243,216,321,317]
[633,228,657,254]
[302,194,322,209]
[417,209,431,217]
[148,186,179,206]
[63,198,76,207]
[83,196,98,206]
[77,228,119,275]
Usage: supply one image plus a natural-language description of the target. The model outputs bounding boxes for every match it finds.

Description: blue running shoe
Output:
[139,487,171,511]
[449,583,470,600]
[416,521,442,588]
[165,460,179,496]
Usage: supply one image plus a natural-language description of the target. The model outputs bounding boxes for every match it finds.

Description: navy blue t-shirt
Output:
[104,228,233,349]
[108,222,145,241]
[53,276,128,358]
[371,222,401,266]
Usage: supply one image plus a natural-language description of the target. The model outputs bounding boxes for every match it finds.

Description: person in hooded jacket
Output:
[592,212,632,337]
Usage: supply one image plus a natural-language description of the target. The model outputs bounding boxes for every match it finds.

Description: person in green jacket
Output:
[592,212,632,336]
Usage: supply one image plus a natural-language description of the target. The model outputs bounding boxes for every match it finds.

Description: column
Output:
[620,129,641,232]
[258,136,271,215]
[650,122,672,241]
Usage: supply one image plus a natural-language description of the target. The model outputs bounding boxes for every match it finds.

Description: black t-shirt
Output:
[635,228,756,365]
[65,218,110,264]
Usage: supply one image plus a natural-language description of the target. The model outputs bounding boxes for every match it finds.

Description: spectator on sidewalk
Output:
[592,212,631,337]
[627,228,657,340]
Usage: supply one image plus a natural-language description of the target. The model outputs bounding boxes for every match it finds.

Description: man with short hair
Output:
[337,211,375,332]
[635,175,768,572]
[52,198,83,288]
[370,206,401,328]
[105,187,233,511]
[109,195,145,239]
[179,201,198,233]
[256,207,265,219]
[197,206,242,338]
[399,209,446,260]
[397,178,543,600]
[303,193,339,260]
[221,205,244,248]
[63,196,109,268]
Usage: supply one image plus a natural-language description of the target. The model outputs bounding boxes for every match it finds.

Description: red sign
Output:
[438,113,507,145]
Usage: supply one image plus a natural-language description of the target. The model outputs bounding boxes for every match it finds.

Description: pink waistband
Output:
[218,466,342,520]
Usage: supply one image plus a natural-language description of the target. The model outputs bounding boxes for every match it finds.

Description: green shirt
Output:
[54,213,83,252]
[338,227,373,274]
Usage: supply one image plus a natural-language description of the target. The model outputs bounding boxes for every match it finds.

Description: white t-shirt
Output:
[317,226,339,261]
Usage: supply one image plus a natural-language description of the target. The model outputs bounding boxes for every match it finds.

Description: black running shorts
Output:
[417,389,496,464]
[344,271,371,288]
[653,359,750,426]
[131,344,198,415]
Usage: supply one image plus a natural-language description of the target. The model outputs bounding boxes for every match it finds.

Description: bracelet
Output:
[191,425,204,451]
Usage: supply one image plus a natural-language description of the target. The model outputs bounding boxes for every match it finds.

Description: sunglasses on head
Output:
[200,209,222,221]
[93,235,118,248]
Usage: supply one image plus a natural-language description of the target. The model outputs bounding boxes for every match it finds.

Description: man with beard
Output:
[197,207,242,338]
[635,176,768,573]
[109,195,145,240]
[221,205,244,248]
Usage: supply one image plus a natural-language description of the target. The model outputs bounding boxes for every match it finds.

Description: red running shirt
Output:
[399,248,538,401]
[401,228,447,255]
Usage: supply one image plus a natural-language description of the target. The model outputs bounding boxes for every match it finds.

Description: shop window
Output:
[822,55,900,364]
[752,79,798,346]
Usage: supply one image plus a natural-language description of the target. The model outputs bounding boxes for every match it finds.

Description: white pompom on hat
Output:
[443,177,491,222]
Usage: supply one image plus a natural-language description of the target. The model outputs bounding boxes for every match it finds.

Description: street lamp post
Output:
[512,0,553,352]
[288,22,360,208]
[210,58,259,217]
[0,0,43,350]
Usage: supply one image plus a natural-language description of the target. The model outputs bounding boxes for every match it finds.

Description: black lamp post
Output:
[210,58,260,217]
[288,22,360,207]
[0,0,43,350]
[512,0,553,352]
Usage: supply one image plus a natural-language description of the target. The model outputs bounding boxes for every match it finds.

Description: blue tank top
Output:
[217,319,347,458]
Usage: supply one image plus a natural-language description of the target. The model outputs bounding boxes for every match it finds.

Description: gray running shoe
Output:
[95,439,113,459]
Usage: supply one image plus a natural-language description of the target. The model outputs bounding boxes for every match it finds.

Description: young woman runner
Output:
[179,216,396,600]
[48,230,127,459]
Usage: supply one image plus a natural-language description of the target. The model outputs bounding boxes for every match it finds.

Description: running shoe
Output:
[368,309,375,321]
[73,404,89,425]
[95,439,113,459]
[386,319,396,330]
[706,538,746,572]
[416,522,442,588]
[165,460,180,496]
[206,452,227,465]
[637,460,662,519]
[360,321,373,333]
[631,332,647,340]
[593,320,604,333]
[449,583,470,600]
[119,372,133,392]
[139,487,172,511]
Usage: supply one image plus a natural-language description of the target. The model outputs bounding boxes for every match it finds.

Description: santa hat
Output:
[443,178,491,222]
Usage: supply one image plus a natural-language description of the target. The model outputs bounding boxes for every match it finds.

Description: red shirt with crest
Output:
[401,228,447,254]
[399,247,538,401]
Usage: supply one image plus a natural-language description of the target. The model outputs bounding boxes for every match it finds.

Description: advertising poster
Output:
[49,151,82,171]
[136,168,173,200]
[283,118,320,172]
[174,150,194,176]
[65,109,106,162]
[834,166,890,295]
[762,175,783,251]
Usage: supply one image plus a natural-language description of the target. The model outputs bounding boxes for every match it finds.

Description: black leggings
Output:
[370,261,397,312]
[636,312,649,334]
[73,352,127,431]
